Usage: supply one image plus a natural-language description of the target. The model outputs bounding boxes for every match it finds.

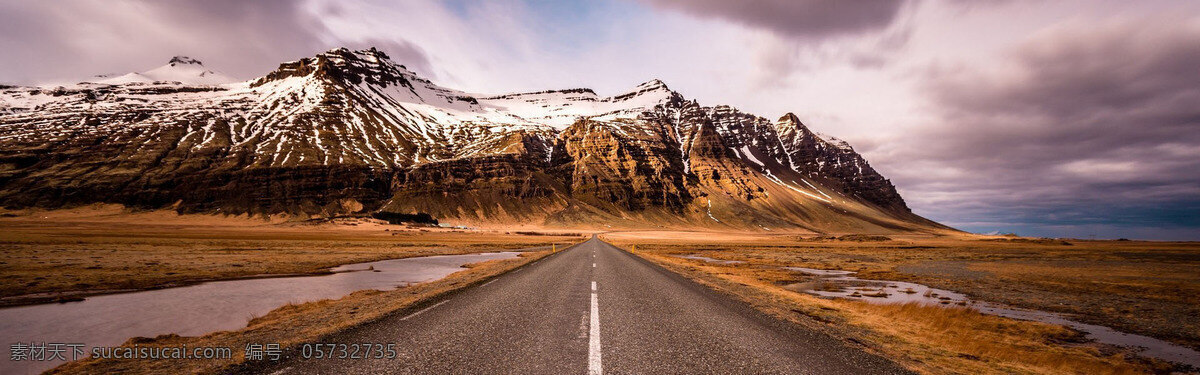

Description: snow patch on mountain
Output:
[89,56,236,86]
[814,132,854,151]
[478,79,676,130]
[0,48,875,180]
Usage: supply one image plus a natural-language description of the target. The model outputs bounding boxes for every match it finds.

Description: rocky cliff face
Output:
[773,113,908,212]
[553,120,692,212]
[0,48,942,233]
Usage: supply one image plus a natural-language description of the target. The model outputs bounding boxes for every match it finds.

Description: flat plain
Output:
[603,230,1200,374]
[0,206,584,374]
[3,207,1197,374]
[0,205,582,306]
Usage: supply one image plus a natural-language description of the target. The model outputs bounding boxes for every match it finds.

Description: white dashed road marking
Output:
[401,300,448,321]
[589,280,602,375]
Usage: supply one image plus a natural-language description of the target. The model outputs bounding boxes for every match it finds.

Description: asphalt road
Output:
[260,237,911,374]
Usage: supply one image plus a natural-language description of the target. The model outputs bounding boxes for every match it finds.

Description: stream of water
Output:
[673,255,1199,367]
[787,266,1200,368]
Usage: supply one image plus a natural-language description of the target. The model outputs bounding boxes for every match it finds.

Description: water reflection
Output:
[787,266,1200,368]
[0,252,520,374]
[674,254,746,264]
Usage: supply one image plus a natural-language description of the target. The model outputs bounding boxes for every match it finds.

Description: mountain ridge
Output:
[0,47,948,233]
[83,55,237,86]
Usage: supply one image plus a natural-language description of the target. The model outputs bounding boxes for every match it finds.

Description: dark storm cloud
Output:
[891,20,1200,239]
[0,0,327,83]
[638,0,909,39]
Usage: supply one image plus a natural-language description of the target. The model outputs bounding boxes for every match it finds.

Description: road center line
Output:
[589,280,602,375]
[401,300,448,321]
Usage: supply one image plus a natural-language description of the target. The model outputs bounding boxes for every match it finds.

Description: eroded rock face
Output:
[385,152,564,222]
[552,120,691,212]
[0,47,935,231]
[774,113,908,212]
[0,106,396,217]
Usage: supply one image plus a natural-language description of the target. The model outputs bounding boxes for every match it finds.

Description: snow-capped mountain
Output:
[0,48,944,232]
[81,56,237,86]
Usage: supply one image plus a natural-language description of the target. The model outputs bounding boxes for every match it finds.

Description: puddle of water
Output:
[973,304,1200,368]
[787,267,1200,368]
[0,252,520,375]
[674,254,746,265]
[788,267,971,305]
[784,267,854,276]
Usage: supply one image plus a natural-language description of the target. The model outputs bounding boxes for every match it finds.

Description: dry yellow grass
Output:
[841,303,1151,375]
[0,206,583,305]
[605,230,1200,351]
[0,206,588,373]
[611,233,1192,375]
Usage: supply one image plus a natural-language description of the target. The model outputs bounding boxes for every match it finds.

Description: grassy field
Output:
[4,206,1195,374]
[0,206,584,373]
[604,231,1200,374]
[0,206,584,306]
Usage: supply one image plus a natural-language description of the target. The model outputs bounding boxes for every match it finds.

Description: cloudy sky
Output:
[2,0,1198,239]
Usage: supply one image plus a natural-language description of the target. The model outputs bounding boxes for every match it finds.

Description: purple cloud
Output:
[0,0,326,84]
[888,19,1200,238]
[638,0,910,39]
